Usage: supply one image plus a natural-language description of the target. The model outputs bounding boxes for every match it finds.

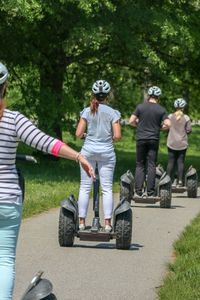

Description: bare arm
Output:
[161,118,171,130]
[76,118,87,139]
[186,120,192,134]
[129,114,138,127]
[112,121,121,141]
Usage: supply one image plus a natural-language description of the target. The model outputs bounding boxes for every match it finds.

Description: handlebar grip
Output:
[16,154,37,164]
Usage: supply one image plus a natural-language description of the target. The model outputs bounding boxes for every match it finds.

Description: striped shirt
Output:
[0,109,60,204]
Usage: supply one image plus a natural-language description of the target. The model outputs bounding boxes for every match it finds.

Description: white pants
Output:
[78,152,116,219]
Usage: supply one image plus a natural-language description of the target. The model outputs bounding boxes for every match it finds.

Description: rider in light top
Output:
[76,80,121,232]
[166,98,192,187]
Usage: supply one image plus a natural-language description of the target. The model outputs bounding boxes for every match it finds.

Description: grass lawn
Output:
[17,125,200,299]
[159,215,200,299]
[18,125,200,218]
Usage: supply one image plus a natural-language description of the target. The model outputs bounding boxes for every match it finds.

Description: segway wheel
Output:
[58,208,75,247]
[115,209,132,250]
[120,184,131,203]
[187,175,198,198]
[160,184,171,208]
[42,294,57,299]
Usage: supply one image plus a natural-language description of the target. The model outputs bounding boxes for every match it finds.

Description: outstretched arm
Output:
[15,112,95,178]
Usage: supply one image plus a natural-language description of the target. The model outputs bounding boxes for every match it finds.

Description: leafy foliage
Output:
[1,0,200,137]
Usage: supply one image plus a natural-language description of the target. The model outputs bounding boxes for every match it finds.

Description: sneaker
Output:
[172,179,177,187]
[177,181,183,188]
[134,192,142,198]
[147,194,155,199]
[147,192,155,198]
[105,225,112,233]
[79,224,85,231]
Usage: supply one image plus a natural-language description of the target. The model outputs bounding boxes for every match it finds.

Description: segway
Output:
[58,163,132,249]
[171,165,198,198]
[20,271,57,300]
[16,154,37,201]
[16,155,56,299]
[120,165,172,208]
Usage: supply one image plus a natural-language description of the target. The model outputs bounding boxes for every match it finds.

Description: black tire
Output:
[154,175,161,196]
[115,209,132,250]
[187,175,198,198]
[42,294,57,300]
[120,184,131,203]
[160,184,171,208]
[58,208,75,247]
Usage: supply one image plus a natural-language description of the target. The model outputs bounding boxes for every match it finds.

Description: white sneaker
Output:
[105,225,112,233]
[79,224,85,231]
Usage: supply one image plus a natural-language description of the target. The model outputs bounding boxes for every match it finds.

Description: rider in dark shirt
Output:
[129,86,171,197]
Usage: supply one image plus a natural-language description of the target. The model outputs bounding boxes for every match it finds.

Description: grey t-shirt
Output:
[80,104,121,154]
[167,113,192,150]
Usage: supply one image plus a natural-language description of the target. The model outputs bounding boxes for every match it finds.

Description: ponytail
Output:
[90,98,99,115]
[174,109,183,121]
[0,100,5,120]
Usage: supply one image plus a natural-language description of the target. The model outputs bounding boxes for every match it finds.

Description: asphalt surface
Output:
[14,190,200,300]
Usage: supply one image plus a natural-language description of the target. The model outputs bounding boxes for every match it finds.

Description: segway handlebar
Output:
[16,154,37,164]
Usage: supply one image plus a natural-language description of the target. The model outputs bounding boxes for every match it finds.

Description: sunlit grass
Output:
[18,125,200,218]
[159,215,200,299]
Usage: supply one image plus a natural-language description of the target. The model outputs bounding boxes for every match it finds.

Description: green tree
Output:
[1,0,200,139]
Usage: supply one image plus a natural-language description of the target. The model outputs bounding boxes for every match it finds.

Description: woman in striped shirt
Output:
[0,62,95,300]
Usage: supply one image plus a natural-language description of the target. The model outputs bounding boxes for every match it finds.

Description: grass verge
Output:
[159,214,200,299]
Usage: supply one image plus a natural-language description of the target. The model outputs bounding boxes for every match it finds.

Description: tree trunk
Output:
[182,85,189,114]
[38,50,67,140]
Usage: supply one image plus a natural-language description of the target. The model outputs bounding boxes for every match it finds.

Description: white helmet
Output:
[174,98,187,108]
[148,86,162,97]
[92,80,111,94]
[0,62,9,85]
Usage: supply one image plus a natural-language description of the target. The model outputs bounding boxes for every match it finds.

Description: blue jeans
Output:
[0,203,22,300]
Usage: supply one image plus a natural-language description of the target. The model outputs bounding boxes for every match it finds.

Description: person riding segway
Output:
[166,98,198,197]
[128,86,172,208]
[58,80,133,249]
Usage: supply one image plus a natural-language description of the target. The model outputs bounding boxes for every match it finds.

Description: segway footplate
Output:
[133,195,161,204]
[172,186,187,193]
[78,230,113,242]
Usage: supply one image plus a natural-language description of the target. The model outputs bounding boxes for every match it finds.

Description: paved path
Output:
[14,190,200,300]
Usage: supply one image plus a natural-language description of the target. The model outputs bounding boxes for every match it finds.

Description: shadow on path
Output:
[73,243,144,251]
[131,204,185,209]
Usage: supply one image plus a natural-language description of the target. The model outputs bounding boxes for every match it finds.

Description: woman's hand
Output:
[78,154,95,179]
[57,144,95,179]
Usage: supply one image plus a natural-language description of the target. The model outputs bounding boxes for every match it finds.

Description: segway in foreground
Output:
[58,164,132,249]
[171,166,198,198]
[17,155,56,300]
[120,165,172,208]
[20,271,56,300]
